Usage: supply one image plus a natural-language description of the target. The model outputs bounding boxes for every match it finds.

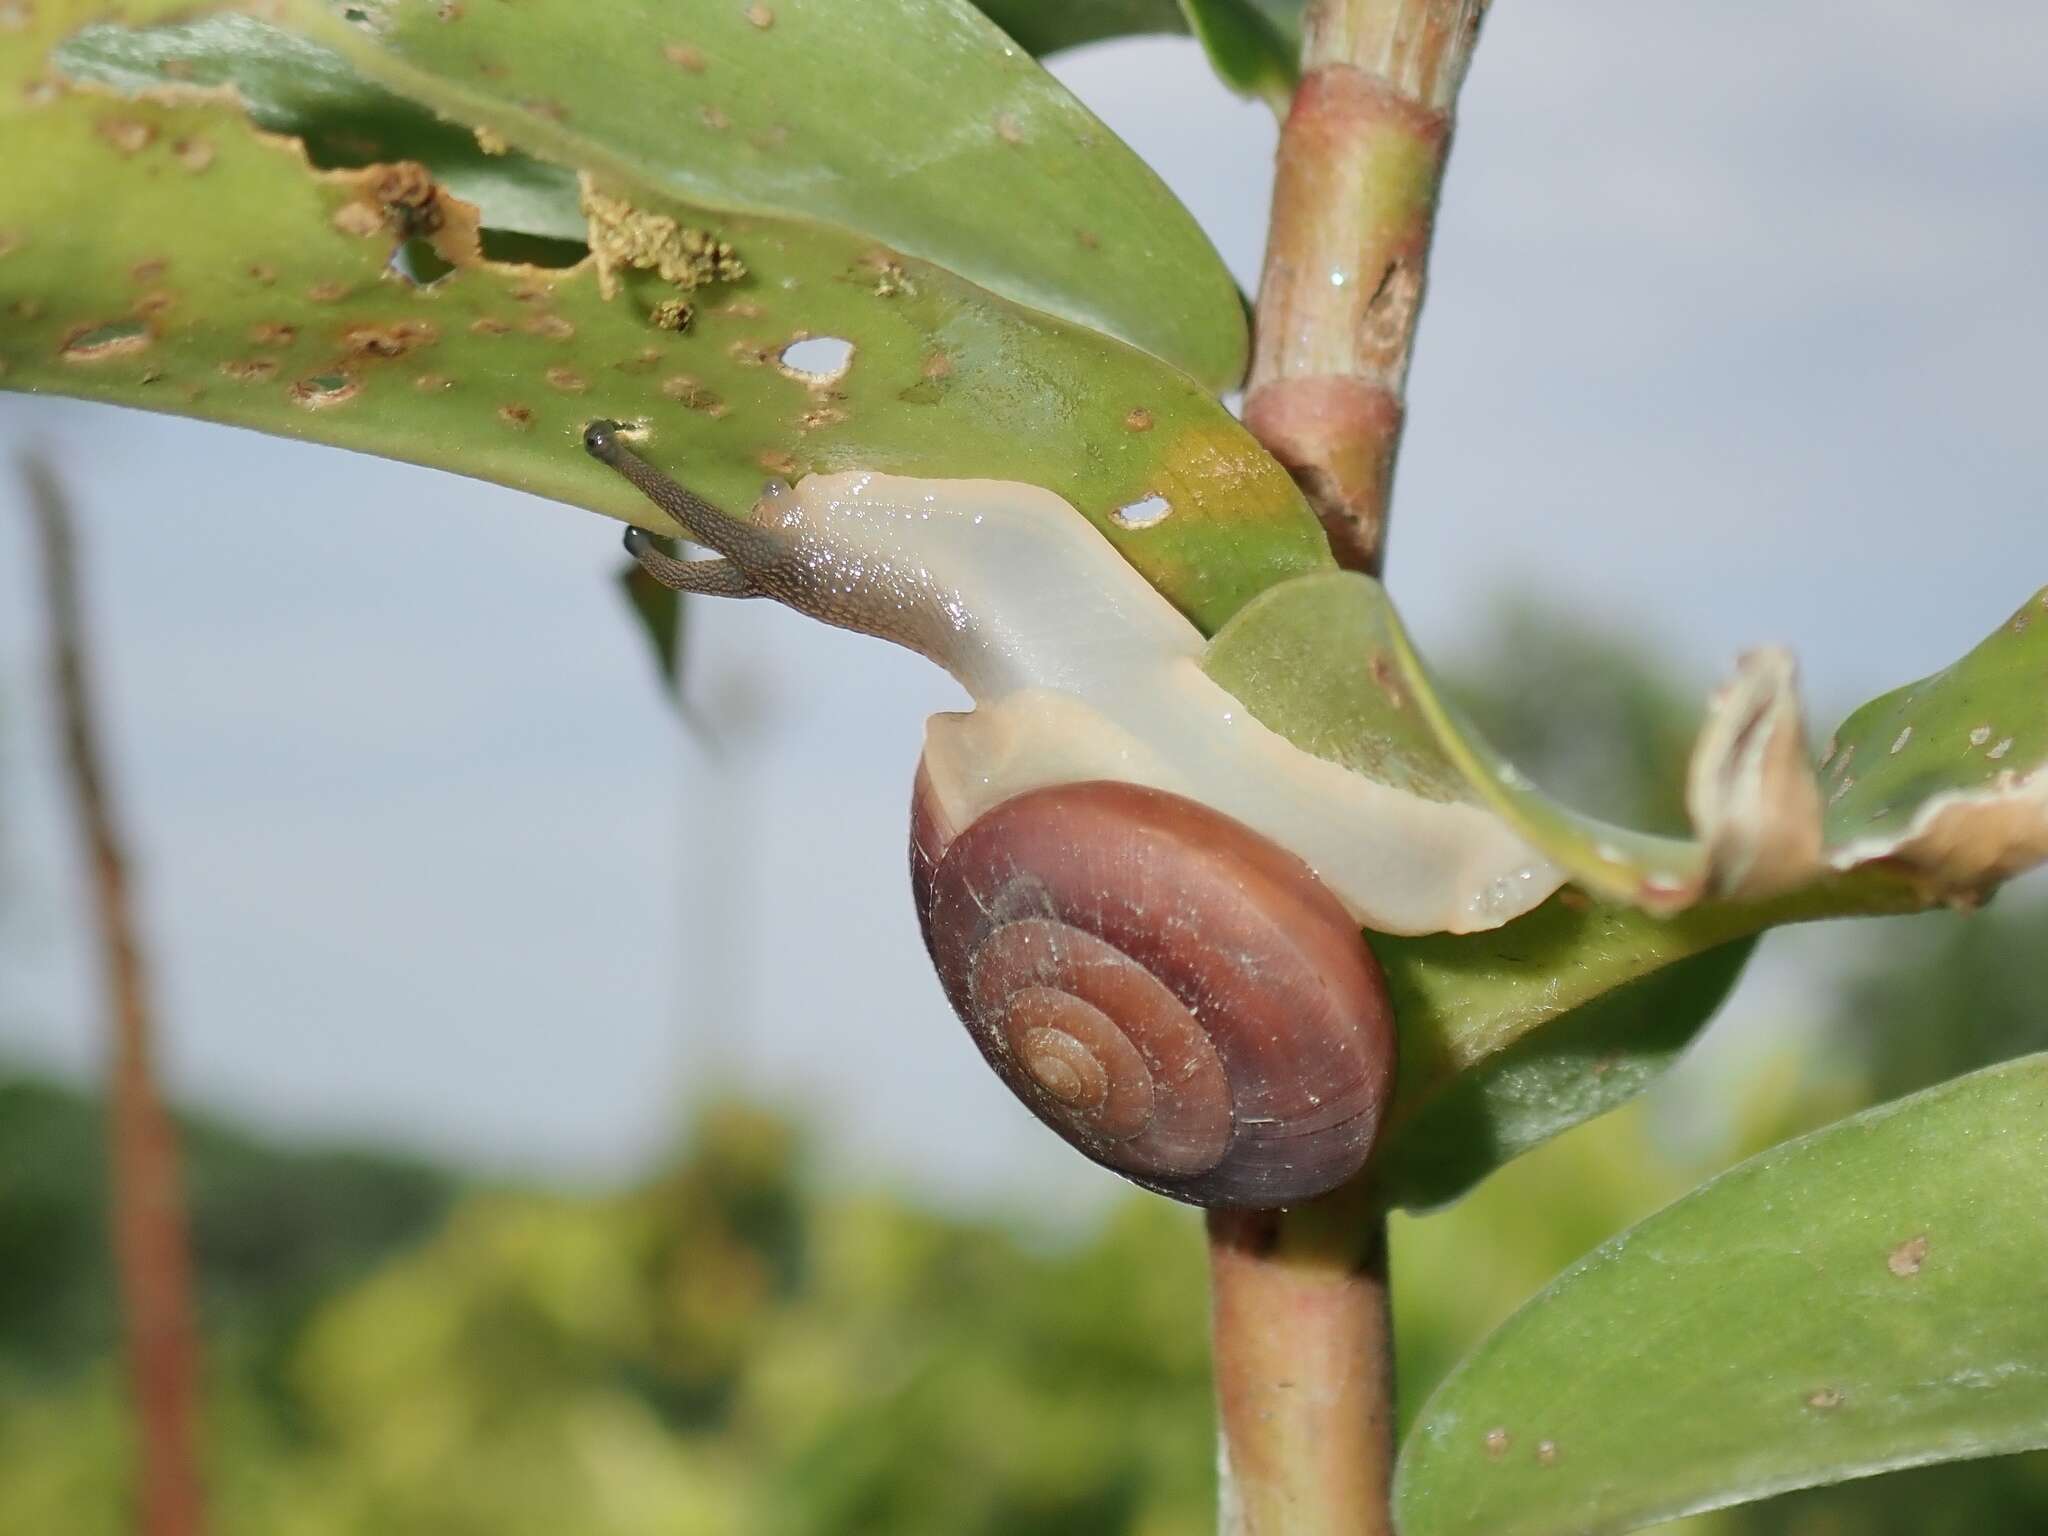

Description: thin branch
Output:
[1245,0,1491,572]
[22,453,207,1536]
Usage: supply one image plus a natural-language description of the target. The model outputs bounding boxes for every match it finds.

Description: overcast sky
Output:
[1,1,2042,1212]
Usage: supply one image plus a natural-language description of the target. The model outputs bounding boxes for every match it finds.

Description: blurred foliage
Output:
[2,608,2045,1531]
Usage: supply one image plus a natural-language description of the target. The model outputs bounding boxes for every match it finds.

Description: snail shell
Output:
[911,770,1397,1208]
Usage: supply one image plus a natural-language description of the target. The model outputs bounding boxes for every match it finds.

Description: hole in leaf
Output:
[1110,494,1172,529]
[479,229,589,268]
[388,238,455,286]
[60,320,152,360]
[778,335,854,385]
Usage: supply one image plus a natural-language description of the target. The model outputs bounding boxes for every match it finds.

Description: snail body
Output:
[585,423,1559,937]
[912,773,1396,1206]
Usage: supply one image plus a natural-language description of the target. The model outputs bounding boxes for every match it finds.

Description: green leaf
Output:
[971,0,1187,56]
[1179,0,1303,110]
[1397,1052,2048,1535]
[970,1,1307,111]
[1368,921,1757,1210]
[287,0,1248,391]
[2,3,1329,633]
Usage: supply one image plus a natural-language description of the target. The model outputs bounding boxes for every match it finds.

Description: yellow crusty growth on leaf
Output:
[580,174,745,301]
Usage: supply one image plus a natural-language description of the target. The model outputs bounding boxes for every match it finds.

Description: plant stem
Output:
[1245,0,1491,573]
[1214,2,1492,1528]
[23,456,207,1536]
[1209,1203,1395,1534]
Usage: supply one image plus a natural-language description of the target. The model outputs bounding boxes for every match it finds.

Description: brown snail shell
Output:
[911,770,1396,1209]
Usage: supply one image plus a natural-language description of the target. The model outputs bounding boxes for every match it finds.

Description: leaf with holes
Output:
[1,0,1329,633]
[284,0,1248,390]
[1397,1053,2048,1536]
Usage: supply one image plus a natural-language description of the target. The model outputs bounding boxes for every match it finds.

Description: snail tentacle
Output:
[621,528,757,597]
[584,420,790,573]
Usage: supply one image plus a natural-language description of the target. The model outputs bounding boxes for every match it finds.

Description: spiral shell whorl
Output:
[912,776,1396,1208]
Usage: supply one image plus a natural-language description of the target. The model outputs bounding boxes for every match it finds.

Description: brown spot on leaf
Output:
[436,0,464,18]
[11,297,44,320]
[1370,652,1407,709]
[132,289,178,318]
[333,162,481,266]
[700,104,730,130]
[661,375,725,415]
[757,449,798,476]
[745,4,774,28]
[474,125,508,156]
[864,256,909,298]
[525,98,568,123]
[1483,1428,1510,1460]
[290,372,359,409]
[1888,1234,1929,1278]
[994,112,1023,144]
[923,351,954,381]
[470,317,511,337]
[97,116,155,155]
[173,137,215,172]
[717,299,765,320]
[798,404,847,432]
[331,201,386,239]
[0,230,19,259]
[1124,408,1154,433]
[247,263,278,286]
[1076,228,1101,250]
[307,281,352,304]
[0,2,32,33]
[250,322,297,348]
[665,41,707,71]
[413,372,452,391]
[523,313,576,342]
[1806,1387,1845,1411]
[219,357,278,382]
[60,321,152,362]
[544,366,587,393]
[130,258,168,285]
[1535,1441,1560,1467]
[342,320,438,359]
[728,340,771,366]
[498,404,534,430]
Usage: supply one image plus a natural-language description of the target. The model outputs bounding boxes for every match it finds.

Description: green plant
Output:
[5,2,2044,1532]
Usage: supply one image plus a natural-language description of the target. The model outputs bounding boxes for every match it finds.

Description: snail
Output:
[910,769,1394,1205]
[583,421,1549,1202]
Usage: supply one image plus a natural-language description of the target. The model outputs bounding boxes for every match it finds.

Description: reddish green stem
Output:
[1209,1205,1396,1533]
[1245,0,1490,573]
[25,455,207,1536]
[1217,2,1493,1529]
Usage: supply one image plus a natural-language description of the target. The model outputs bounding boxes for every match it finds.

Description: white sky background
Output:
[0,1,2042,1211]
